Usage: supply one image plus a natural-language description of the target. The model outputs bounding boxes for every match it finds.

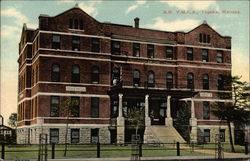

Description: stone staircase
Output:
[144,125,186,144]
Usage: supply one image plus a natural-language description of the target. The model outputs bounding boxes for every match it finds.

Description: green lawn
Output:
[198,143,246,153]
[2,143,247,159]
[1,144,206,159]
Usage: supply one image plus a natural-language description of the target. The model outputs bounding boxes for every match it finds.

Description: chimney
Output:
[134,17,139,28]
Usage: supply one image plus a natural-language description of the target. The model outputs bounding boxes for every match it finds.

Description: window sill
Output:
[68,28,85,32]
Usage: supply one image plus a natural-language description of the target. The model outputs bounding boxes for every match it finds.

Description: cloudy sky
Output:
[0,0,249,124]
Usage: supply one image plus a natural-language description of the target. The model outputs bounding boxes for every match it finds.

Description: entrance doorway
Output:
[150,100,166,125]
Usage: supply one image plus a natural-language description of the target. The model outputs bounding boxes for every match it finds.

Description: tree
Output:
[8,113,17,128]
[60,97,79,157]
[174,102,191,142]
[212,76,250,152]
[127,106,144,142]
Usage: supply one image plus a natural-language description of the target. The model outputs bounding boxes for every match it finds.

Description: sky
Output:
[0,0,249,125]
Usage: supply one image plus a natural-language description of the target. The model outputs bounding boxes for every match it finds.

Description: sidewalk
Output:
[2,153,250,161]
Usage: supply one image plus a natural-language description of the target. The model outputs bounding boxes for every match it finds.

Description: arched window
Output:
[166,72,173,88]
[187,73,194,89]
[71,65,80,83]
[199,33,202,42]
[217,74,223,90]
[147,71,155,87]
[69,19,73,28]
[51,64,60,82]
[133,70,140,87]
[91,66,99,84]
[112,67,120,85]
[74,19,78,29]
[202,74,209,90]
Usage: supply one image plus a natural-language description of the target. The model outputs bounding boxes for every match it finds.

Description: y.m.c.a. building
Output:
[17,5,232,144]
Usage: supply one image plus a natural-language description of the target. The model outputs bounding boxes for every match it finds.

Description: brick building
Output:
[17,5,232,144]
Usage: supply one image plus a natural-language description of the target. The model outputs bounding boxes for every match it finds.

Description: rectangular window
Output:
[111,41,120,55]
[50,128,59,144]
[72,36,80,51]
[204,129,210,143]
[219,129,225,142]
[91,129,99,143]
[50,96,59,117]
[147,44,154,58]
[166,46,173,60]
[52,35,60,49]
[203,101,210,120]
[202,49,208,62]
[217,50,223,63]
[133,43,140,57]
[71,97,80,117]
[91,97,99,118]
[112,68,120,86]
[187,47,193,61]
[91,38,100,52]
[71,129,79,144]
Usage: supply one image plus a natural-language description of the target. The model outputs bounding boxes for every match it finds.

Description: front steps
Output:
[144,125,186,144]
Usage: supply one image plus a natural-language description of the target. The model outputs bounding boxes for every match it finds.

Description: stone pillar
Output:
[189,98,197,143]
[144,94,151,127]
[117,93,125,144]
[165,96,173,126]
[144,94,152,143]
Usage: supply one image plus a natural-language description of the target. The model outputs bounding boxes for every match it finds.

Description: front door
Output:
[150,100,166,125]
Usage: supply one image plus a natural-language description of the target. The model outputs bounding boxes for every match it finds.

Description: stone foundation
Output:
[17,125,111,144]
[197,125,234,143]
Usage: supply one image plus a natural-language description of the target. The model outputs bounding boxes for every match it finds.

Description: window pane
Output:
[133,43,140,57]
[52,35,60,42]
[74,19,78,29]
[71,97,80,117]
[50,129,59,144]
[202,49,208,62]
[69,19,73,28]
[204,129,210,142]
[187,73,194,89]
[71,129,79,143]
[112,41,120,55]
[92,66,99,84]
[167,72,173,88]
[91,97,99,118]
[72,65,80,83]
[219,129,225,142]
[147,44,154,58]
[202,74,209,89]
[112,68,120,85]
[203,101,210,120]
[52,64,60,82]
[91,38,100,52]
[52,35,60,49]
[166,46,173,60]
[133,70,140,86]
[217,50,223,63]
[72,36,80,51]
[80,20,84,30]
[148,71,154,87]
[187,48,193,61]
[51,96,59,117]
[91,129,99,143]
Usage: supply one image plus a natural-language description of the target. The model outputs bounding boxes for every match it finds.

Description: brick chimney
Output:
[134,17,139,28]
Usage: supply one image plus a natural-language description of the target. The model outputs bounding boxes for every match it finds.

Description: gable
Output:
[185,23,231,48]
[39,6,103,35]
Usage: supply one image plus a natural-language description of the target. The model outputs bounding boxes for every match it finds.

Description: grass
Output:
[199,143,246,153]
[1,143,246,159]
